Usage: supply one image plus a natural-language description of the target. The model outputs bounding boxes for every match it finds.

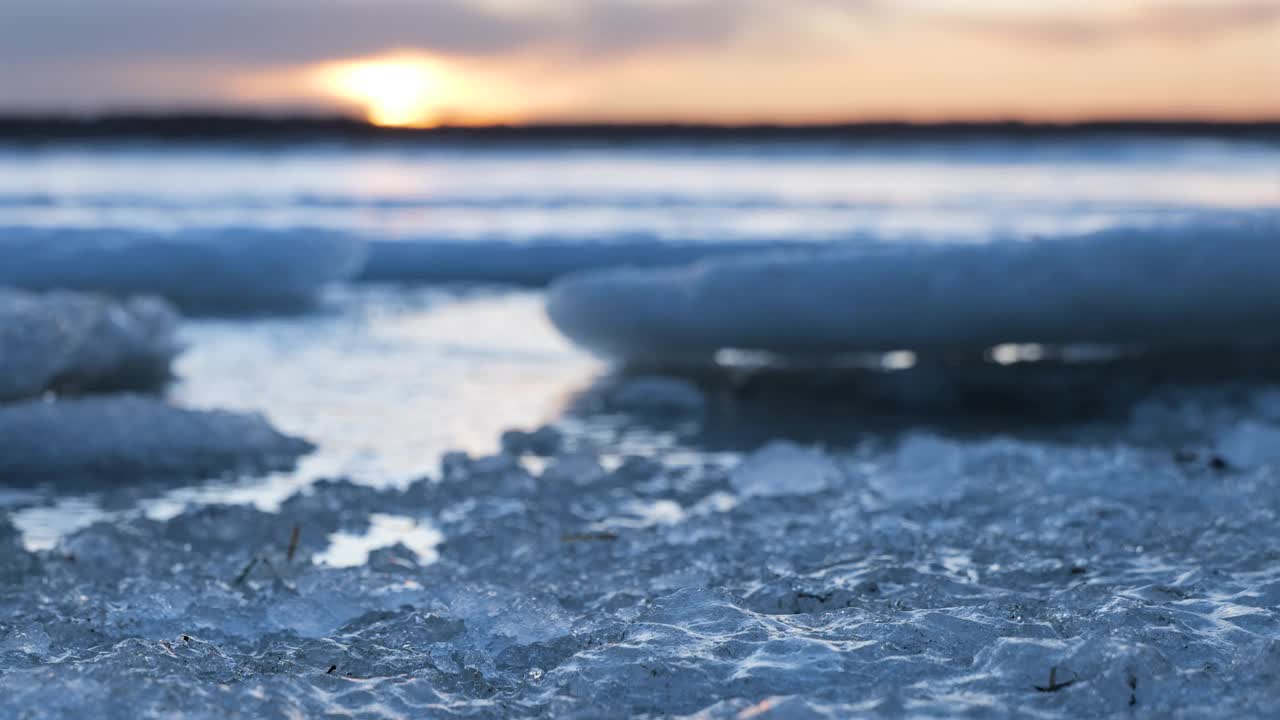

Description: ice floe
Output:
[358,236,818,285]
[0,395,313,485]
[0,288,178,402]
[547,213,1280,363]
[0,226,366,312]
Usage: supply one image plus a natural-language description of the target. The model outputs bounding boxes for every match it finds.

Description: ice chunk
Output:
[873,432,974,503]
[547,213,1280,362]
[0,517,37,580]
[605,375,706,414]
[1214,421,1280,469]
[0,288,178,402]
[500,425,564,457]
[0,226,367,312]
[0,394,313,484]
[730,441,844,497]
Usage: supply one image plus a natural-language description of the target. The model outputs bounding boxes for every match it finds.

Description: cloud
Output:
[0,0,550,65]
[0,0,892,111]
[572,1,748,56]
[0,0,789,67]
[1,0,1267,69]
[1143,1,1280,36]
[943,0,1280,47]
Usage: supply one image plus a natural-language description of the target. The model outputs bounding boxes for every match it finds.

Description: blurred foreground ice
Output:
[0,227,366,312]
[0,395,314,486]
[0,288,177,402]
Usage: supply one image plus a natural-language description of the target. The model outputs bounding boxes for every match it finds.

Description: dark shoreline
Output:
[2,114,1279,145]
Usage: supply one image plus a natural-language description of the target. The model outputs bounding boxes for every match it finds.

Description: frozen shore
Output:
[3,376,1280,717]
[2,301,1279,716]
[2,137,1277,717]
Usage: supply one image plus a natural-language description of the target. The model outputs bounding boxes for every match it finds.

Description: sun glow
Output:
[316,55,446,128]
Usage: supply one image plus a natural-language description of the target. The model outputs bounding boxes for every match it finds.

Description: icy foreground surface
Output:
[0,395,314,485]
[4,393,1280,717]
[0,227,366,312]
[549,213,1280,362]
[0,288,178,402]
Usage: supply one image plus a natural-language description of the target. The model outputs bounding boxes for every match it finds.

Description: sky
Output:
[2,0,1278,125]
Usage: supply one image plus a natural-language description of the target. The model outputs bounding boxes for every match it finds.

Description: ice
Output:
[358,237,819,285]
[729,441,845,498]
[5,140,1280,718]
[599,375,707,415]
[0,394,314,485]
[547,212,1280,363]
[0,287,178,401]
[0,226,367,312]
[1213,421,1280,469]
[5,377,1280,717]
[0,516,37,580]
[873,432,980,503]
[500,425,565,457]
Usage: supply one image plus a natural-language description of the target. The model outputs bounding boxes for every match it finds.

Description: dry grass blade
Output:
[232,557,258,586]
[287,525,301,562]
[1034,666,1076,692]
[561,531,620,542]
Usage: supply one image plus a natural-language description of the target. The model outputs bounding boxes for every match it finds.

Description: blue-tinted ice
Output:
[4,382,1280,717]
[2,138,1280,718]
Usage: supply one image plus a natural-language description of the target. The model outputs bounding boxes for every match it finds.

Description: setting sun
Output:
[315,55,445,128]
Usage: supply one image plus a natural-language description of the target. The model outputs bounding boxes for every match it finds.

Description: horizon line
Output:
[2,113,1279,143]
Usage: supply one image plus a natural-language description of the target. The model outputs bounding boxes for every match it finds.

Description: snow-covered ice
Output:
[548,213,1280,363]
[0,395,314,485]
[0,227,367,312]
[0,288,178,402]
